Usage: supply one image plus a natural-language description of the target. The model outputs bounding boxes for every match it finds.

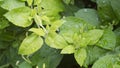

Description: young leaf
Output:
[34,14,42,26]
[1,0,25,10]
[18,33,43,55]
[29,28,45,36]
[41,16,50,23]
[78,30,102,47]
[73,33,82,48]
[60,32,74,44]
[4,7,33,27]
[61,45,75,54]
[83,29,104,45]
[79,36,90,47]
[60,17,92,44]
[50,20,64,32]
[45,32,68,49]
[27,0,33,6]
[34,0,41,5]
[74,48,87,66]
[92,55,114,68]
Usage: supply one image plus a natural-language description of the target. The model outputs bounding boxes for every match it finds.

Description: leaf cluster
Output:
[0,0,120,68]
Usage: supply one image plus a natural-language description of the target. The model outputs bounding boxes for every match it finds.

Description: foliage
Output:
[0,0,120,68]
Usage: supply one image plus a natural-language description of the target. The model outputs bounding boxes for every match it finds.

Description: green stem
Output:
[22,55,31,64]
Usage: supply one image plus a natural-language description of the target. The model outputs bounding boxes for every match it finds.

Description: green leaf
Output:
[0,41,9,49]
[18,33,43,55]
[34,14,42,26]
[20,0,26,1]
[73,33,82,48]
[60,17,94,44]
[96,0,116,22]
[60,32,74,44]
[45,32,68,49]
[61,45,75,54]
[34,0,41,5]
[4,7,33,27]
[29,28,45,36]
[41,16,50,23]
[75,9,101,26]
[110,0,120,21]
[0,31,15,42]
[96,28,116,50]
[74,48,87,66]
[114,27,120,46]
[75,29,103,47]
[113,64,120,68]
[60,17,87,34]
[40,0,64,12]
[79,35,90,47]
[18,61,32,68]
[50,20,64,32]
[27,0,33,6]
[31,44,63,68]
[0,7,7,17]
[37,0,64,19]
[1,0,25,10]
[110,0,120,20]
[60,17,95,33]
[84,29,104,45]
[92,55,114,68]
[84,46,108,67]
[63,0,71,4]
[0,17,9,29]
